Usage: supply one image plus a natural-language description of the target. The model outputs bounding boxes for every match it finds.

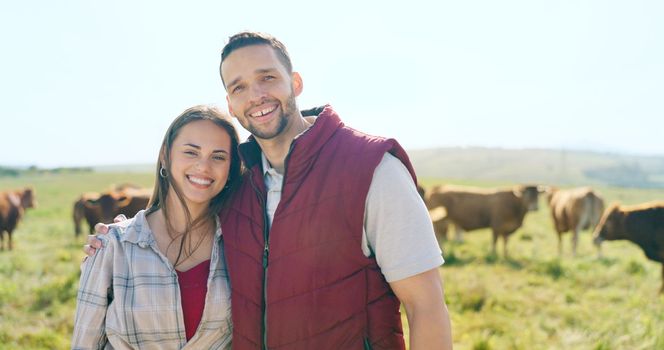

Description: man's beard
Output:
[246,94,298,140]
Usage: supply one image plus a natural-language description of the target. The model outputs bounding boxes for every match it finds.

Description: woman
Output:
[72,105,242,349]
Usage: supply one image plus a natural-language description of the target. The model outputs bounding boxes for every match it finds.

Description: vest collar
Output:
[238,104,343,174]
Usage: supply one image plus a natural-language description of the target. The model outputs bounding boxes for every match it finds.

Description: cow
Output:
[425,184,542,257]
[417,184,451,243]
[416,184,426,200]
[73,184,147,236]
[0,188,36,250]
[428,206,450,242]
[547,187,605,257]
[593,202,664,293]
[73,192,101,236]
[73,185,151,237]
[423,185,462,242]
[83,188,151,225]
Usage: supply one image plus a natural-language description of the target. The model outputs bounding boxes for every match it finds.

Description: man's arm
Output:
[363,153,453,349]
[389,268,453,350]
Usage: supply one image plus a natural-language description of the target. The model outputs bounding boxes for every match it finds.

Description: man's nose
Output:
[249,83,267,103]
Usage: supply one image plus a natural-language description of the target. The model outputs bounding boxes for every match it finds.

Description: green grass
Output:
[1,174,664,349]
[0,172,153,349]
[408,179,664,349]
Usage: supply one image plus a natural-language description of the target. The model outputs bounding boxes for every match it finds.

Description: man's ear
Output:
[226,95,235,117]
[291,72,303,97]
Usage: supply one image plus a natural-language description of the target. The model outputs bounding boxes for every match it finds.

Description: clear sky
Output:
[1,0,662,167]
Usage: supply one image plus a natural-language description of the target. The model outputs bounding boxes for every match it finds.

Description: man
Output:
[87,32,452,349]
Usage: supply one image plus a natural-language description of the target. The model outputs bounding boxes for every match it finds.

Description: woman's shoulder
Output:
[101,210,149,246]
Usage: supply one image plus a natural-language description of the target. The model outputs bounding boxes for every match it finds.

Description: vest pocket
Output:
[364,338,373,350]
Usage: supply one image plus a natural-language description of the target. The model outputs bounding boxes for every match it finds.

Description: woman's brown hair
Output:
[146,104,242,267]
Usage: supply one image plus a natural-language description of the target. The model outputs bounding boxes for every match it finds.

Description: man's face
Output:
[221,44,302,140]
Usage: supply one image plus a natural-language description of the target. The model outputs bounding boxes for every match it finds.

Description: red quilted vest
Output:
[221,106,415,350]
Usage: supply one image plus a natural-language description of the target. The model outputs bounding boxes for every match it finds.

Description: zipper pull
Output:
[262,243,269,268]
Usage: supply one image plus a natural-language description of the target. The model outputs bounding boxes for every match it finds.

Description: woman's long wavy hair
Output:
[146,105,242,267]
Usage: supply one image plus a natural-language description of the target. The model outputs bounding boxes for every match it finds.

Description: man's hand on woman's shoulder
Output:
[83,214,129,256]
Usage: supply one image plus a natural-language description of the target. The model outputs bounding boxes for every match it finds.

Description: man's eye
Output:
[263,75,275,81]
[232,85,244,94]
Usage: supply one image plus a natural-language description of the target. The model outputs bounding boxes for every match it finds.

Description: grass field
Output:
[1,172,663,349]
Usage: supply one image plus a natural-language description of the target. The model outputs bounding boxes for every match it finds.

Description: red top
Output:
[176,259,210,341]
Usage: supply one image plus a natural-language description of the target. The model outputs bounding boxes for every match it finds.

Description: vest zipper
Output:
[262,233,269,350]
[248,169,271,350]
[257,142,296,350]
[364,338,373,350]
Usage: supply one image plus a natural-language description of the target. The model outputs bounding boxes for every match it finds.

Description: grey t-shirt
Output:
[261,152,444,283]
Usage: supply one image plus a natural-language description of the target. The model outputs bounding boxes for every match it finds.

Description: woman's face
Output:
[168,119,232,211]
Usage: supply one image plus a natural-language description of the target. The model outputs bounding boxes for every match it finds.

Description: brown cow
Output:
[428,206,450,242]
[416,184,426,200]
[73,192,101,236]
[547,187,605,257]
[426,184,541,257]
[73,184,146,236]
[417,184,451,243]
[593,202,664,293]
[0,188,36,250]
[83,188,151,224]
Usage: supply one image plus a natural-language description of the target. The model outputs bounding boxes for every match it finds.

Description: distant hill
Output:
[0,164,153,178]
[0,165,93,177]
[408,147,664,188]
[3,148,663,188]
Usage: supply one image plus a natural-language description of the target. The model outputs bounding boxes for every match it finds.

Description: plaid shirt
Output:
[72,210,232,349]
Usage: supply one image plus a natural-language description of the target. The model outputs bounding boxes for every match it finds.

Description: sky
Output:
[1,0,662,167]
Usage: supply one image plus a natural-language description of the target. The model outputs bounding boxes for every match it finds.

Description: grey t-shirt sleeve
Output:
[362,153,444,283]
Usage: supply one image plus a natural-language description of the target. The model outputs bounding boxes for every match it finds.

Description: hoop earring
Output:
[159,167,167,178]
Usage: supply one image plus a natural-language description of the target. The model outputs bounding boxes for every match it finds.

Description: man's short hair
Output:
[220,31,293,87]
